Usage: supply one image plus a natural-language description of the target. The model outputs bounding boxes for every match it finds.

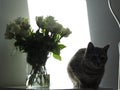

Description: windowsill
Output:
[1,86,113,90]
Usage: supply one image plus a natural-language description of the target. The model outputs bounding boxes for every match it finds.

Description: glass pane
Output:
[27,0,90,89]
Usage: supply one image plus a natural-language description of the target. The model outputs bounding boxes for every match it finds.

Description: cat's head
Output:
[85,42,110,67]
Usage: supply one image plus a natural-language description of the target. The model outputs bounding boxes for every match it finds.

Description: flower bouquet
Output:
[4,16,71,88]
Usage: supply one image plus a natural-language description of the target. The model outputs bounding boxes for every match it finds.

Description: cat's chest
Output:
[71,58,104,77]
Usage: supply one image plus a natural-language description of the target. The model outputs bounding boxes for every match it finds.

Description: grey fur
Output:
[67,42,110,89]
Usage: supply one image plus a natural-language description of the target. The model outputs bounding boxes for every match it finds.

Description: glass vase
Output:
[26,65,50,89]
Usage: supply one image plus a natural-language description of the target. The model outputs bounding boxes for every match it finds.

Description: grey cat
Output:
[67,42,110,89]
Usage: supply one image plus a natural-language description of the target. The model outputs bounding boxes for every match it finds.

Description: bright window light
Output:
[27,0,91,89]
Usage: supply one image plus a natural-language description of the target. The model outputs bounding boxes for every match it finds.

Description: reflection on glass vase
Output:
[26,65,50,89]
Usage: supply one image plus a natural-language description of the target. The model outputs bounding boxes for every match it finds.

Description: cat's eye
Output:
[100,56,106,60]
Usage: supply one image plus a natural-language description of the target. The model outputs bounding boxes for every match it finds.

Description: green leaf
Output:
[58,44,66,50]
[51,44,65,56]
[52,47,60,55]
[53,53,61,61]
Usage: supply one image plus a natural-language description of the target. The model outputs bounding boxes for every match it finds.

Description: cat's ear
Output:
[103,44,110,52]
[86,42,94,53]
[87,42,94,49]
[85,42,94,56]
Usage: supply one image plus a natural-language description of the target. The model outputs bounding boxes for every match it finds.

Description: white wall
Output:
[0,0,29,87]
[86,0,120,90]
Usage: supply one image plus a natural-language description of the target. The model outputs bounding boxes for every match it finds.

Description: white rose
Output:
[61,28,71,37]
[44,16,56,32]
[36,16,44,29]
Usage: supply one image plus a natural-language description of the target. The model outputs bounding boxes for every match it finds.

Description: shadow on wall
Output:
[0,0,29,87]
